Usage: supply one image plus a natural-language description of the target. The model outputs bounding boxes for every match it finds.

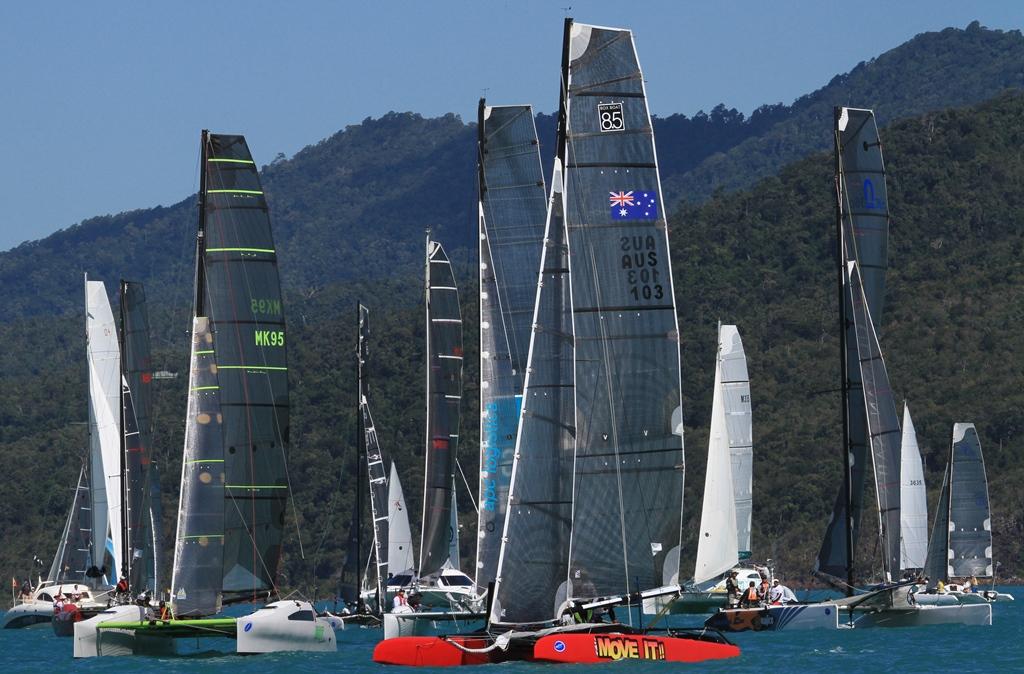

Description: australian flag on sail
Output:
[609,190,658,220]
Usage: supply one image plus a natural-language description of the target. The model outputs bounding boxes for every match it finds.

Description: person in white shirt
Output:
[769,579,797,604]
[392,589,409,612]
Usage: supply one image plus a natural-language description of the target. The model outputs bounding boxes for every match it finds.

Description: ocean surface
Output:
[1,588,1021,673]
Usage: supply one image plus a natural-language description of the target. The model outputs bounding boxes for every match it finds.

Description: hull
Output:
[53,604,105,636]
[706,604,840,632]
[644,591,727,615]
[848,602,991,628]
[74,604,159,658]
[911,592,962,607]
[236,601,337,654]
[374,627,739,666]
[1,603,53,629]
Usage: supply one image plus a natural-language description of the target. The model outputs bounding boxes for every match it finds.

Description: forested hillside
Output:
[2,24,1023,594]
[1,23,1020,320]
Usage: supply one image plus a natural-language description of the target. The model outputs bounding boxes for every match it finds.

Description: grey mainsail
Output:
[476,100,548,587]
[359,304,390,600]
[561,20,685,604]
[419,238,464,578]
[170,317,225,617]
[198,132,290,601]
[948,424,992,578]
[924,465,950,586]
[817,107,891,583]
[490,156,575,625]
[847,261,901,581]
[120,281,162,594]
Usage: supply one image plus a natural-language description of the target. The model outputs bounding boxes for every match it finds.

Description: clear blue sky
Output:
[1,1,1020,251]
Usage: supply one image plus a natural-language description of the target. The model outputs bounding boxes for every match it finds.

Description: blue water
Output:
[2,588,1022,673]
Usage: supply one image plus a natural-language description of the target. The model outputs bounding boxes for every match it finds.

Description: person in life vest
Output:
[758,575,770,601]
[741,581,760,608]
[936,579,946,594]
[392,589,409,612]
[158,600,171,621]
[116,576,129,595]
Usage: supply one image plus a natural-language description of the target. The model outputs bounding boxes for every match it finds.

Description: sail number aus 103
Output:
[620,235,664,301]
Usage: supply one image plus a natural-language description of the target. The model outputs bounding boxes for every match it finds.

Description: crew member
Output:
[725,571,740,608]
[742,581,760,608]
[392,589,408,611]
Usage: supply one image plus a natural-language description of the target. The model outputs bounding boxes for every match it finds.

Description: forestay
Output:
[948,424,993,578]
[817,107,891,581]
[199,133,290,601]
[85,278,122,581]
[171,317,226,617]
[924,465,951,586]
[420,240,464,579]
[899,404,928,571]
[562,21,685,603]
[476,100,547,587]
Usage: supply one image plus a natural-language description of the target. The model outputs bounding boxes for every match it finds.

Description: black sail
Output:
[121,280,161,594]
[562,21,685,602]
[419,239,464,579]
[948,424,993,578]
[476,100,548,585]
[817,108,891,582]
[490,158,575,626]
[199,132,289,600]
[171,317,226,617]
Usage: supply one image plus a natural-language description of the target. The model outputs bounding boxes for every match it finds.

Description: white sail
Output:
[449,479,460,571]
[85,278,122,580]
[387,463,415,577]
[694,334,739,586]
[720,325,753,558]
[899,403,928,571]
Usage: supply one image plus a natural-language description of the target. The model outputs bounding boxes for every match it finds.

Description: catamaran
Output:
[74,132,335,657]
[373,19,739,665]
[916,423,1013,604]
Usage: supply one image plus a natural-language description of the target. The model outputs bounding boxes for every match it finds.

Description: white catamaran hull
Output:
[236,601,337,653]
[847,602,991,627]
[74,604,160,658]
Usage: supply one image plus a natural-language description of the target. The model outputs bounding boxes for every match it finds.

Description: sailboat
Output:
[475,99,548,589]
[74,132,335,657]
[2,278,122,630]
[374,19,739,665]
[660,324,761,614]
[917,424,1013,604]
[414,235,478,607]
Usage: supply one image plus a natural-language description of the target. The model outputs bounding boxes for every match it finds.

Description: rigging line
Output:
[454,458,479,514]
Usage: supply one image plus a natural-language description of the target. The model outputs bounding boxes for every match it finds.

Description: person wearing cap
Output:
[770,579,797,604]
[725,571,740,608]
[392,588,409,611]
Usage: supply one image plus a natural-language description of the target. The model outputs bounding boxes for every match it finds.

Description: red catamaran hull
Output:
[373,632,740,666]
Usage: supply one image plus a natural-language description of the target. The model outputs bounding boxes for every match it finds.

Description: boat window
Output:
[39,593,53,602]
[439,574,473,586]
[288,610,314,622]
[388,574,413,587]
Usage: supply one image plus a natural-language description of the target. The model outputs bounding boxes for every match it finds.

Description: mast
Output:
[355,302,364,610]
[194,129,209,317]
[420,229,430,577]
[834,106,855,595]
[118,280,130,589]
